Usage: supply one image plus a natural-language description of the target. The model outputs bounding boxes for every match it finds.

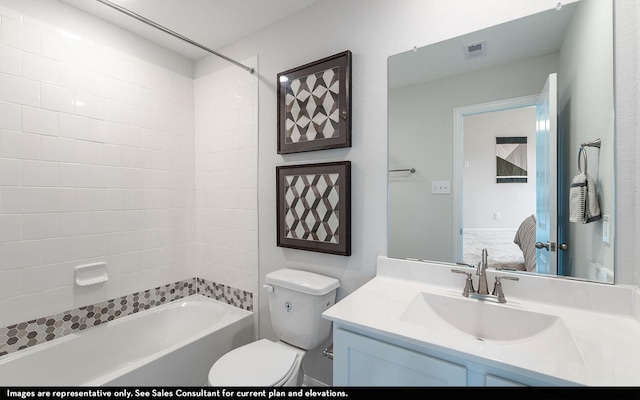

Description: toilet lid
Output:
[208,339,299,386]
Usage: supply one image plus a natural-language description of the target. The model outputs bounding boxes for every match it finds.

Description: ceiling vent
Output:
[464,41,487,60]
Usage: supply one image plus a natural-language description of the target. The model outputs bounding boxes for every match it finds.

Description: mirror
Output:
[388,0,615,284]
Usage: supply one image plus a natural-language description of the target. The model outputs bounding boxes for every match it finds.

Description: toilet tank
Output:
[265,269,340,350]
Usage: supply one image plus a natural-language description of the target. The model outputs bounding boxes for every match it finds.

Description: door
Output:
[535,73,558,275]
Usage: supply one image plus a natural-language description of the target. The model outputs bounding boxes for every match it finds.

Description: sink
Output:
[400,292,584,363]
[402,292,557,342]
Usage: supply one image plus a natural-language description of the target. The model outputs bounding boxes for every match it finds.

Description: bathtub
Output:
[0,295,253,386]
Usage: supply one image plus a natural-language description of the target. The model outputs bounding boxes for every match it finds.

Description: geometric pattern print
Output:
[284,67,340,144]
[496,137,527,183]
[284,173,340,244]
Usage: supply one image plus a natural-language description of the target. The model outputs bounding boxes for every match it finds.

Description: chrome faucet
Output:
[451,248,520,303]
[476,248,489,295]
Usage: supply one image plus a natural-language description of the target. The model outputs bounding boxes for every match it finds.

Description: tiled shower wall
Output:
[0,4,196,329]
[193,61,259,307]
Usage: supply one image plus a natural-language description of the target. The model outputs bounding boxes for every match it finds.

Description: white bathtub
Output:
[0,295,253,386]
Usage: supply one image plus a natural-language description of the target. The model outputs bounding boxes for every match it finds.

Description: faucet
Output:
[476,248,489,295]
[451,248,520,303]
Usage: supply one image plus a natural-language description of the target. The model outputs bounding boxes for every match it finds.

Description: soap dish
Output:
[75,262,108,286]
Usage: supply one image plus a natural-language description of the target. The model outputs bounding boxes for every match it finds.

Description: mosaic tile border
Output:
[0,278,253,357]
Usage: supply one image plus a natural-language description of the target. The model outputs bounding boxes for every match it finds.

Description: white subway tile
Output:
[58,212,93,237]
[22,52,58,84]
[1,240,41,270]
[1,187,42,213]
[22,213,59,240]
[75,140,103,165]
[0,214,21,242]
[1,17,40,54]
[115,124,141,148]
[141,128,163,150]
[104,99,130,124]
[0,100,20,130]
[74,188,105,211]
[22,159,58,187]
[41,135,75,162]
[41,84,75,113]
[139,88,162,111]
[130,105,153,129]
[41,31,77,65]
[22,261,73,292]
[1,130,41,159]
[59,162,91,187]
[1,74,40,106]
[89,165,118,188]
[59,113,91,140]
[73,235,105,260]
[0,269,23,299]
[22,106,58,136]
[151,110,171,132]
[0,157,21,185]
[0,44,20,76]
[90,119,117,144]
[74,91,104,119]
[41,187,76,213]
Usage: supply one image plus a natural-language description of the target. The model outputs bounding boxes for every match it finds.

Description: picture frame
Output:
[276,161,351,256]
[277,50,352,154]
[496,136,528,183]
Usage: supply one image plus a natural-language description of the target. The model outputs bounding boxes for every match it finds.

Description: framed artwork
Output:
[277,50,352,154]
[276,161,351,256]
[496,137,528,183]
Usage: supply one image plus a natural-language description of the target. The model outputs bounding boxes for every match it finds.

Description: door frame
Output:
[452,94,540,262]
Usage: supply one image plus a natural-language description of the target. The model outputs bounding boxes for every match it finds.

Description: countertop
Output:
[322,256,640,386]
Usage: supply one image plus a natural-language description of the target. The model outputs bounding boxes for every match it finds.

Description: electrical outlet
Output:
[494,212,500,220]
[432,181,450,195]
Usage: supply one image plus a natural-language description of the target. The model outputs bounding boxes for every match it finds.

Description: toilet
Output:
[208,268,340,387]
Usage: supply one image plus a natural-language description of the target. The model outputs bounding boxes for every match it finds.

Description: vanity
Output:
[322,256,640,386]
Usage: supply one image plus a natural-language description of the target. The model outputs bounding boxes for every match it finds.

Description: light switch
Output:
[432,181,450,195]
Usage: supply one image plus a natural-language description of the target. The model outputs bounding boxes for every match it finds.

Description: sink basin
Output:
[401,292,559,342]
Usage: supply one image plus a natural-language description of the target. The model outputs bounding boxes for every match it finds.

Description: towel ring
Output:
[578,146,588,174]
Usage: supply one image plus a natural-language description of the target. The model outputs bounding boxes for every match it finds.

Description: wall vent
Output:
[464,41,487,60]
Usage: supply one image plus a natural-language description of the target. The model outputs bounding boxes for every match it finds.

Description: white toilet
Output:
[208,268,340,387]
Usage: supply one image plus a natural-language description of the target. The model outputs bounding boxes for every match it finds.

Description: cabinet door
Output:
[485,374,527,387]
[334,328,467,386]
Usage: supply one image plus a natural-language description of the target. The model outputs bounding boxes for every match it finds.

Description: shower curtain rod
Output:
[95,0,255,74]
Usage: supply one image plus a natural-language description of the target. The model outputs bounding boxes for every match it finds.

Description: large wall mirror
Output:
[388,0,615,284]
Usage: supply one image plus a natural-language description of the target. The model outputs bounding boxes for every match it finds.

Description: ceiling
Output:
[60,0,322,60]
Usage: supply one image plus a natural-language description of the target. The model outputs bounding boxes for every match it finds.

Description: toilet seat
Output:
[208,339,300,387]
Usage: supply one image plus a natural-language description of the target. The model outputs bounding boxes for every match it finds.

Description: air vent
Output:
[464,41,487,60]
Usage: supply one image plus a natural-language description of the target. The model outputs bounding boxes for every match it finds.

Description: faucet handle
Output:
[491,275,519,303]
[451,269,476,297]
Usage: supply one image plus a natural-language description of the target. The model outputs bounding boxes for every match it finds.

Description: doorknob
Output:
[558,243,569,251]
[535,241,549,250]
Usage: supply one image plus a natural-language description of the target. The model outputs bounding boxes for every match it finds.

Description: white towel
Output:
[569,171,601,223]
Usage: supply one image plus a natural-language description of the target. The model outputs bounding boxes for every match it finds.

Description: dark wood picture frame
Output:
[277,50,352,154]
[276,161,351,256]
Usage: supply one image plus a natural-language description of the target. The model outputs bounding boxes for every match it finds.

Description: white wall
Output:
[463,107,537,229]
[558,0,615,280]
[0,0,196,328]
[195,0,638,384]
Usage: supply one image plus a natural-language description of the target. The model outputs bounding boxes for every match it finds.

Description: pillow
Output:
[514,215,537,272]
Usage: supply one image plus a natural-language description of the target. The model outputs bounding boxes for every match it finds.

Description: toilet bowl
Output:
[207,268,340,387]
[208,339,306,387]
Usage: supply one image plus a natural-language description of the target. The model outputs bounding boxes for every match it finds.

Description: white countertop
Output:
[322,256,640,386]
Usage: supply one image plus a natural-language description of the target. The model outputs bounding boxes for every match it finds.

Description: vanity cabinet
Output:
[333,327,540,387]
